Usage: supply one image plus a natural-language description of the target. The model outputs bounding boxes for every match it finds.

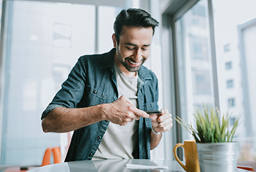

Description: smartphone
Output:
[145,110,162,114]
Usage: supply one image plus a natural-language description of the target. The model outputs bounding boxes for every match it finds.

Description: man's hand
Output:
[149,109,173,134]
[101,95,149,126]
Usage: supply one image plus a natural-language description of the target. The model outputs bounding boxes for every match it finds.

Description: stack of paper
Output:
[126,164,169,170]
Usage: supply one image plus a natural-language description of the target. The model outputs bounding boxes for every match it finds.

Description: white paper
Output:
[126,164,169,170]
[237,169,252,172]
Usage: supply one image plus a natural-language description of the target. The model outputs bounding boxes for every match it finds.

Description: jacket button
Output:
[97,135,102,139]
[89,153,93,157]
[105,120,108,122]
[93,90,97,94]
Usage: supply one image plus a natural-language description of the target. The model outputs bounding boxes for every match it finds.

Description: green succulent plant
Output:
[175,105,240,143]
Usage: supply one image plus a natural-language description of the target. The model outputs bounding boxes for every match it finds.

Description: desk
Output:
[27,159,185,172]
[26,159,252,172]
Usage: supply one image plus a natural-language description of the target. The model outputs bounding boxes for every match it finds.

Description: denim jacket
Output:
[41,48,159,161]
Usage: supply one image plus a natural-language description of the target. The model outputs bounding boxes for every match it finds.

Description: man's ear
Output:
[112,34,117,48]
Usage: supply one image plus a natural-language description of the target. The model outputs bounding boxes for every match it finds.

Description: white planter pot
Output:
[196,142,238,172]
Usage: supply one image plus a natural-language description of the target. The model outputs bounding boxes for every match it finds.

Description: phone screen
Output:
[145,110,162,114]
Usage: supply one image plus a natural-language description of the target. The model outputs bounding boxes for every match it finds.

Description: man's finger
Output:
[120,95,133,105]
[131,107,149,118]
[159,117,172,128]
[149,114,159,121]
[158,111,172,122]
[134,115,141,120]
[158,114,169,123]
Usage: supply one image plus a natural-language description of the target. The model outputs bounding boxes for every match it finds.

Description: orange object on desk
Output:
[52,147,61,164]
[41,147,61,166]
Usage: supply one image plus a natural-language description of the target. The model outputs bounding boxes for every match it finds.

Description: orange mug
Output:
[173,140,200,172]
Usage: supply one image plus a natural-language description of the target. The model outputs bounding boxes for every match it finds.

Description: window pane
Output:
[224,43,231,52]
[213,0,256,162]
[226,79,234,88]
[228,98,235,107]
[225,61,232,70]
[1,1,95,165]
[230,117,236,126]
[98,6,119,53]
[175,0,214,140]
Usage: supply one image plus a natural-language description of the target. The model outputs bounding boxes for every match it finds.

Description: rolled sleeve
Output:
[41,57,87,119]
[41,104,63,119]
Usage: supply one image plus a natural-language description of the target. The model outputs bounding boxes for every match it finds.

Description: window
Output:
[98,6,119,53]
[228,98,235,107]
[0,0,119,166]
[229,117,236,126]
[226,79,234,88]
[190,35,209,60]
[165,0,256,165]
[225,61,232,70]
[213,0,256,162]
[0,1,96,165]
[175,0,214,141]
[192,4,206,17]
[224,43,230,52]
[193,70,211,95]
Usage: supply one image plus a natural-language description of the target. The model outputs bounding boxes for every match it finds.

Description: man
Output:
[41,8,173,161]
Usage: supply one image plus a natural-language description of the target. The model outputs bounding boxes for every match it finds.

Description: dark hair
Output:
[113,8,159,44]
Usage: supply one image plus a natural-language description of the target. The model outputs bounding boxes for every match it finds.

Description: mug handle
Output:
[173,143,187,171]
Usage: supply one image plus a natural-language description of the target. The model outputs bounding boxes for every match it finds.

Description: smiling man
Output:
[41,8,173,161]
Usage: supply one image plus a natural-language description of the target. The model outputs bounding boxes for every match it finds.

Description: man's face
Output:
[112,26,153,76]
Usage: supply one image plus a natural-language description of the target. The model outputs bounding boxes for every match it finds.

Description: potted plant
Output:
[175,105,240,172]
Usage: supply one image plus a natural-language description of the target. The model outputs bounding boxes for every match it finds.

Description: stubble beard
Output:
[119,56,145,72]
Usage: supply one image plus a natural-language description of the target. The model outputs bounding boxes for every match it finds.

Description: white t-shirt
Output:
[92,64,139,159]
